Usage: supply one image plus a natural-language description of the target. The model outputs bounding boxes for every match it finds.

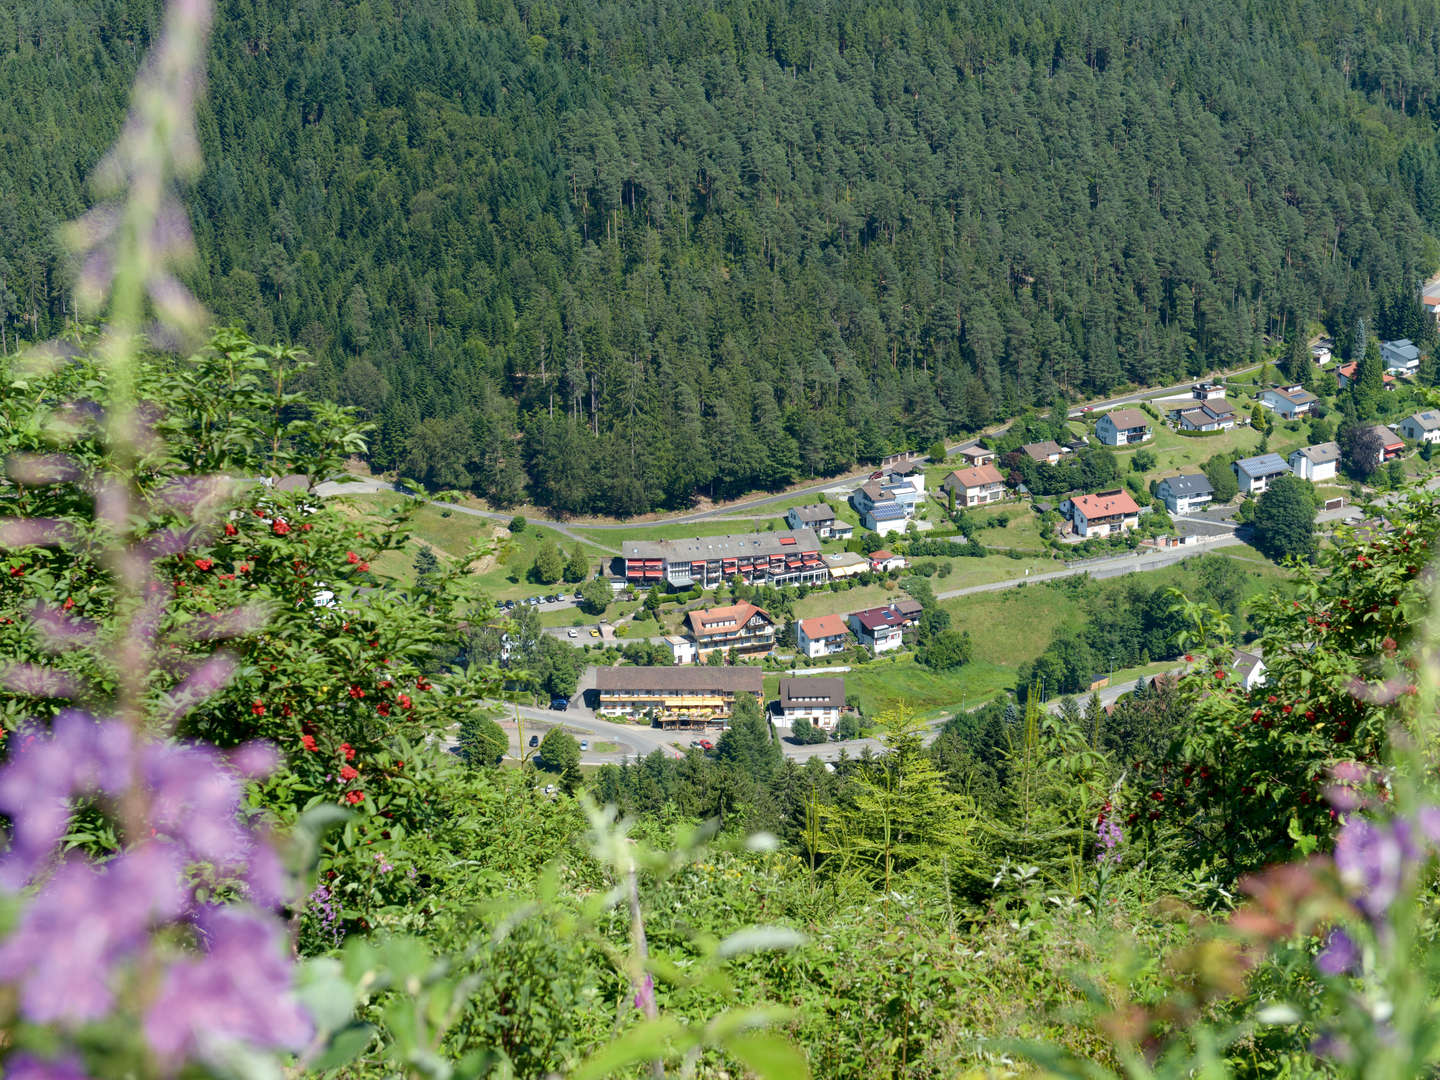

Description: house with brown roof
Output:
[941,464,1007,507]
[1370,425,1405,464]
[956,444,997,467]
[795,613,852,659]
[785,503,837,537]
[777,677,846,730]
[847,605,907,653]
[1020,440,1066,465]
[1259,385,1318,420]
[594,667,764,728]
[1065,489,1142,537]
[1096,409,1152,446]
[869,550,907,573]
[1177,399,1236,431]
[684,602,775,659]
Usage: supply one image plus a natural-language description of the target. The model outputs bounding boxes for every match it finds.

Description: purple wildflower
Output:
[1334,818,1408,919]
[1096,819,1123,866]
[0,845,184,1024]
[307,884,343,947]
[633,972,655,1013]
[4,1053,96,1080]
[1315,929,1360,976]
[143,907,313,1060]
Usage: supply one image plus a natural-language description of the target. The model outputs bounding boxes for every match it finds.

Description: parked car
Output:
[868,470,883,480]
[550,697,569,711]
[528,735,539,748]
[698,739,713,750]
[589,629,600,637]
[567,629,578,638]
[579,739,589,751]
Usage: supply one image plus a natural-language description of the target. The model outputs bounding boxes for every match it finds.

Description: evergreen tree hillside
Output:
[4,0,1440,511]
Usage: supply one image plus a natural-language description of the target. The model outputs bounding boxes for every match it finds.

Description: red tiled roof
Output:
[799,613,849,640]
[946,464,1005,489]
[685,602,772,640]
[870,550,895,561]
[1071,490,1141,519]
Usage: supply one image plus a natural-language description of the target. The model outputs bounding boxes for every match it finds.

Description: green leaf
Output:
[309,1022,377,1071]
[716,926,807,958]
[569,1017,690,1080]
[724,1032,811,1080]
[295,957,355,1032]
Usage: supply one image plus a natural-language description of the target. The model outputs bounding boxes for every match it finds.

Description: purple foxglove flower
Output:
[1315,929,1360,976]
[633,972,655,1013]
[1414,806,1440,848]
[4,1053,96,1080]
[143,908,312,1060]
[1334,818,1407,919]
[141,742,247,868]
[0,845,184,1024]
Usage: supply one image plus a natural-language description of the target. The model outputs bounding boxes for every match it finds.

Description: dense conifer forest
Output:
[6,0,1440,511]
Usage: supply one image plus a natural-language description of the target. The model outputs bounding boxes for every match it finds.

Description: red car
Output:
[698,739,714,750]
[868,470,883,480]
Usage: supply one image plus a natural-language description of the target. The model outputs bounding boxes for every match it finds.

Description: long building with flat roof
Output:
[594,666,764,728]
[621,528,827,589]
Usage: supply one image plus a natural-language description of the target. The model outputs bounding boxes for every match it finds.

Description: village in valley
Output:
[347,320,1440,758]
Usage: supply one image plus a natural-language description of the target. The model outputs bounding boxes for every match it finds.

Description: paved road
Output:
[317,360,1265,536]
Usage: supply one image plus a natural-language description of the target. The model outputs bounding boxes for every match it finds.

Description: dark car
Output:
[868,470,883,480]
[550,697,569,711]
[528,735,540,748]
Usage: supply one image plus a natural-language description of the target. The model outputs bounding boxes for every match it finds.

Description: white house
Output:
[940,464,1007,507]
[1177,400,1237,431]
[869,550,907,573]
[848,606,907,654]
[1310,344,1332,367]
[1259,385,1318,420]
[1231,650,1267,691]
[664,635,697,665]
[851,481,909,535]
[1288,442,1340,482]
[1066,489,1142,537]
[1020,440,1066,464]
[1192,382,1226,400]
[886,459,927,493]
[785,503,837,538]
[795,613,852,659]
[1156,473,1214,515]
[777,677,845,731]
[1398,410,1440,445]
[956,444,997,467]
[1234,453,1292,495]
[1381,339,1421,377]
[1095,409,1152,446]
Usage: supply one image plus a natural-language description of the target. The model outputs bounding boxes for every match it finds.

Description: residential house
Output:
[829,520,854,540]
[1230,650,1267,691]
[594,667,764,728]
[1370,425,1405,464]
[822,551,869,579]
[1177,399,1237,431]
[1065,489,1142,537]
[1233,453,1292,495]
[1156,473,1214,515]
[1424,282,1440,326]
[869,550,907,573]
[1288,442,1340,482]
[1020,440,1066,465]
[1381,339,1421,377]
[685,602,776,659]
[1398,410,1440,445]
[1336,362,1397,391]
[795,613,852,659]
[848,605,908,654]
[622,529,827,589]
[851,476,920,535]
[886,459,927,493]
[664,635,697,666]
[777,677,846,731]
[1259,385,1318,420]
[1192,382,1226,401]
[1310,344,1332,367]
[1095,408,1153,446]
[890,597,924,625]
[956,444,996,467]
[940,464,1007,507]
[785,503,837,538]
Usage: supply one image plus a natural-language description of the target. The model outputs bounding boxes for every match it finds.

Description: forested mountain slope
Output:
[4,0,1440,512]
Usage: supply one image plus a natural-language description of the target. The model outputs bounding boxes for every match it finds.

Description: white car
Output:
[567,629,578,638]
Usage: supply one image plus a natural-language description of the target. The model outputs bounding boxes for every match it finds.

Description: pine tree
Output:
[533,538,564,584]
[412,545,440,587]
[563,545,589,583]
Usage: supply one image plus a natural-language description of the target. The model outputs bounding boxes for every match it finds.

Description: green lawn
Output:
[338,493,610,599]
